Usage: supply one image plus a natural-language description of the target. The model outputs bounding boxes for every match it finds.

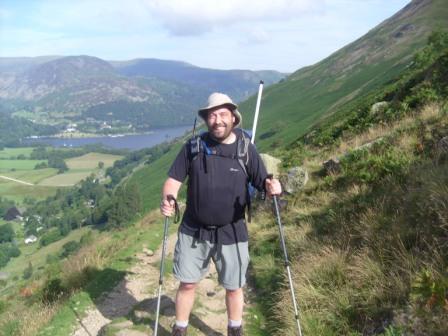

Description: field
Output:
[65,152,123,169]
[0,149,123,203]
[0,147,35,159]
[38,171,94,186]
[0,159,47,171]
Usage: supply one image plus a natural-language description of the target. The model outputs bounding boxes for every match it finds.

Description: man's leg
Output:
[225,288,244,321]
[175,282,197,321]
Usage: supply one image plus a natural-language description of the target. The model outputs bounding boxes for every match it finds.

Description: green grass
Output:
[4,168,58,184]
[0,150,123,202]
[65,152,123,170]
[0,227,93,287]
[36,213,176,336]
[0,181,60,203]
[0,147,35,159]
[0,159,47,171]
[38,171,95,186]
[129,141,186,212]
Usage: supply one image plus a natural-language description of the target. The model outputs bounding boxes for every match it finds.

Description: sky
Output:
[0,0,411,72]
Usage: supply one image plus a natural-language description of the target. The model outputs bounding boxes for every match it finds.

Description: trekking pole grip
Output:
[165,194,180,223]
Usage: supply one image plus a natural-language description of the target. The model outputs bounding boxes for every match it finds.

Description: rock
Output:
[133,309,152,320]
[323,158,341,175]
[142,248,154,257]
[116,330,148,336]
[259,153,281,177]
[371,101,389,115]
[111,320,134,329]
[282,166,309,193]
[206,291,216,297]
[436,136,448,163]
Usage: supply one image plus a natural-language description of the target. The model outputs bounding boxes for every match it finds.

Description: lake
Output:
[25,125,192,150]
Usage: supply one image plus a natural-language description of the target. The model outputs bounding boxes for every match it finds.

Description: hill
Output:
[238,0,448,150]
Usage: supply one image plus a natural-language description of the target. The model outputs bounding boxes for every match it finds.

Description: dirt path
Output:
[0,175,34,185]
[71,232,249,336]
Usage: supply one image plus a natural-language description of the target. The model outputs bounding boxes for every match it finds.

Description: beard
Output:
[208,122,234,142]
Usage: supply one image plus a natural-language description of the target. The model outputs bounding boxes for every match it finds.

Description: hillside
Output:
[238,0,448,150]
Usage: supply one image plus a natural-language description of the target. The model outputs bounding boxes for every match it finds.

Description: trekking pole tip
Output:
[259,80,264,85]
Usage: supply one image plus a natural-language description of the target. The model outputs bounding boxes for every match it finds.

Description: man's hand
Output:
[160,197,176,217]
[265,177,282,196]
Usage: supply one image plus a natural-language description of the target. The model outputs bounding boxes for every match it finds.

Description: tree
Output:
[22,262,33,280]
[0,224,14,243]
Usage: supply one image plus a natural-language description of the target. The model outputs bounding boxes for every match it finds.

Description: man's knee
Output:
[226,288,243,297]
[179,282,197,291]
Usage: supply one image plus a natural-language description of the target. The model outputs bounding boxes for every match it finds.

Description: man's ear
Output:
[232,115,236,124]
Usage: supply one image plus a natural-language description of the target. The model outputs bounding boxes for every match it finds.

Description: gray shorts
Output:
[173,232,249,290]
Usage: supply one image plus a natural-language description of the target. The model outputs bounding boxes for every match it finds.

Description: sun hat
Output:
[198,92,242,127]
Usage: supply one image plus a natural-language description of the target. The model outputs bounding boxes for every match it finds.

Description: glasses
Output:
[207,111,233,121]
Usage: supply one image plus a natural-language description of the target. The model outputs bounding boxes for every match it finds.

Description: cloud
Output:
[144,0,324,36]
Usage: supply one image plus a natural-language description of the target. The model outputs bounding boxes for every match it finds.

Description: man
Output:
[160,92,282,336]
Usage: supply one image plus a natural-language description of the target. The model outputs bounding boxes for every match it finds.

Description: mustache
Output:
[212,122,227,128]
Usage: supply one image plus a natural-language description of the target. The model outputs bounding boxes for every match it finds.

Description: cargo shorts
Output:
[173,231,250,290]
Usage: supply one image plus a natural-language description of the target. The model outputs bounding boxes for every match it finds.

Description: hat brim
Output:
[198,103,241,127]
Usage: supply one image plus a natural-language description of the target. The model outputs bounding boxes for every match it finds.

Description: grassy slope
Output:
[238,0,448,151]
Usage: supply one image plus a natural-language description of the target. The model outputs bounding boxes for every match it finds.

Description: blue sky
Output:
[0,0,410,72]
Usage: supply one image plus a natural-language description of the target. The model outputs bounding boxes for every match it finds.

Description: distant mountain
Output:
[239,0,448,148]
[0,55,285,131]
[112,58,285,102]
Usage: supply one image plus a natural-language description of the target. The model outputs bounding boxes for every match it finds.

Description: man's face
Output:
[206,106,235,141]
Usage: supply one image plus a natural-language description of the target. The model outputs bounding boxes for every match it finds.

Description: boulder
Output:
[371,101,389,115]
[142,248,154,257]
[281,166,309,194]
[259,153,281,177]
[436,136,448,163]
[323,158,341,175]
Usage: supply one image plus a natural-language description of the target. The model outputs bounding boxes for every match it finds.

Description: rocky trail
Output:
[71,233,255,336]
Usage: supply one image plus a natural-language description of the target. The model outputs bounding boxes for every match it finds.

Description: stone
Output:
[436,136,448,163]
[259,153,281,177]
[323,158,341,175]
[116,330,148,336]
[111,320,134,329]
[282,166,309,193]
[142,248,154,257]
[371,101,389,115]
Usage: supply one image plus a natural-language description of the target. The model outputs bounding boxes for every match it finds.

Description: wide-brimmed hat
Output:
[198,92,242,127]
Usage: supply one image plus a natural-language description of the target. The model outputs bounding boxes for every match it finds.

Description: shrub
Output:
[80,231,94,246]
[340,142,412,184]
[40,278,66,304]
[0,299,8,314]
[39,229,62,247]
[22,262,33,280]
[60,241,81,258]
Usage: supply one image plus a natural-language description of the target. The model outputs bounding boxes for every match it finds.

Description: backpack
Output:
[187,128,255,222]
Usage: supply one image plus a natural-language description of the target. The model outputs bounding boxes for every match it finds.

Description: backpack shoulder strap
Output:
[235,128,251,176]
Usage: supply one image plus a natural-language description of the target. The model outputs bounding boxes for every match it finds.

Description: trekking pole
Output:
[154,195,179,336]
[268,175,303,336]
[249,79,303,335]
[251,80,264,144]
